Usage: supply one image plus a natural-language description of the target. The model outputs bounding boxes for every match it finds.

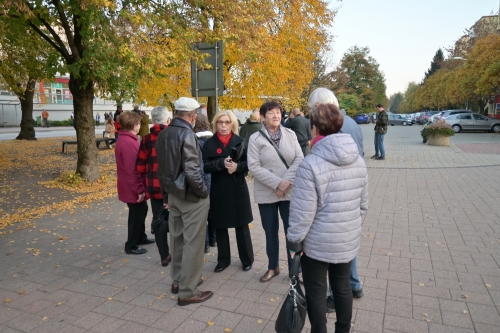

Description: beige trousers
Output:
[168,194,209,298]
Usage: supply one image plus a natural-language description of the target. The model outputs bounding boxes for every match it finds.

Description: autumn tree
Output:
[2,1,191,181]
[399,82,419,113]
[0,16,60,140]
[337,93,359,115]
[329,46,387,113]
[136,0,335,120]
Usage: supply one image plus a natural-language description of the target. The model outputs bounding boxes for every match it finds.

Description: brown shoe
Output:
[260,268,280,283]
[171,279,204,294]
[178,291,213,306]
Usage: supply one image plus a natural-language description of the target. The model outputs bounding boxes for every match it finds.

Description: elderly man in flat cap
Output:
[156,97,212,306]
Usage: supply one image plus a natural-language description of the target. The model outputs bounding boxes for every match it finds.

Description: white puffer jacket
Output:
[287,134,369,264]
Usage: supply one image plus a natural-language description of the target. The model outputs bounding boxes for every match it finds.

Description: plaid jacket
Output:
[136,124,167,200]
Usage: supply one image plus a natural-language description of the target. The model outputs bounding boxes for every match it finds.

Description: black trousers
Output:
[216,225,254,267]
[258,201,292,271]
[301,254,352,333]
[151,199,170,260]
[125,201,148,251]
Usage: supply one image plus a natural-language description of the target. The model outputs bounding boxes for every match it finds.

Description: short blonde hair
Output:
[213,110,239,134]
[249,109,260,121]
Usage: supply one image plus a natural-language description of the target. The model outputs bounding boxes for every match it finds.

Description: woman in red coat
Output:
[115,111,154,255]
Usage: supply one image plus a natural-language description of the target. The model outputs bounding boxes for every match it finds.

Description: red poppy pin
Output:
[216,148,222,154]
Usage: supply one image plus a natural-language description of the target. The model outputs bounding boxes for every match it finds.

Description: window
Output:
[473,114,486,120]
[458,115,472,120]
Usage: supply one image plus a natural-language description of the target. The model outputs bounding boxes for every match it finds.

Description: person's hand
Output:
[163,203,169,209]
[225,159,237,174]
[137,193,145,203]
[275,189,285,198]
[277,180,292,193]
[290,251,303,259]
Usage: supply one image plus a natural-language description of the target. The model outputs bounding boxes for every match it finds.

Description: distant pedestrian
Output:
[239,109,261,144]
[114,106,122,122]
[108,111,113,120]
[104,112,109,121]
[372,104,388,160]
[104,118,116,146]
[95,112,100,126]
[70,112,75,128]
[156,97,213,306]
[41,109,49,128]
[139,111,150,138]
[285,108,311,156]
[134,105,141,115]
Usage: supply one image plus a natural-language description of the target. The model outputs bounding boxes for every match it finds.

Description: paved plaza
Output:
[1,125,500,333]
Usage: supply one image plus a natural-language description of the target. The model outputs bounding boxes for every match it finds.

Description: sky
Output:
[329,0,499,96]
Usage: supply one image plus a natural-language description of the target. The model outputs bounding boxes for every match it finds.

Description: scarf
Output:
[264,124,282,147]
[311,135,325,147]
[217,131,232,147]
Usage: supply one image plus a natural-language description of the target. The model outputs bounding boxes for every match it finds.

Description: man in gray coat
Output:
[307,87,365,313]
[285,108,312,156]
[156,97,212,306]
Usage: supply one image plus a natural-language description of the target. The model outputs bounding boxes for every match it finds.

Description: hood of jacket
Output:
[149,123,166,135]
[196,130,213,139]
[311,133,359,166]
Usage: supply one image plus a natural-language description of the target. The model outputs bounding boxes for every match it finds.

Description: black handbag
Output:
[151,206,169,234]
[230,140,245,162]
[275,255,307,333]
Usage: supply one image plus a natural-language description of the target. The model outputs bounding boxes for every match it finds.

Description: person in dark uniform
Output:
[202,110,254,273]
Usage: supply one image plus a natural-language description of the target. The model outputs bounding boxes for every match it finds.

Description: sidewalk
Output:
[1,125,500,333]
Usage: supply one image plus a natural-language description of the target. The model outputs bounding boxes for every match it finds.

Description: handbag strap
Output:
[259,130,289,169]
[290,255,301,280]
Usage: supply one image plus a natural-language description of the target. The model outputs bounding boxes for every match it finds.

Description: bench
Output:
[62,138,112,153]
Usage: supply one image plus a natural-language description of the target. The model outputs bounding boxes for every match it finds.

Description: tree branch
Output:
[51,0,79,60]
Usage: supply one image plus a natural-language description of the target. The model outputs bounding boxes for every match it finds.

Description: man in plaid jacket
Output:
[136,106,171,267]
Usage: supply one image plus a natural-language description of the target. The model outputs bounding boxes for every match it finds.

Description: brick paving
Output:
[1,125,500,332]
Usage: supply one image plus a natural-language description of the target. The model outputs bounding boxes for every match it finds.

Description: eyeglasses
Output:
[217,120,231,125]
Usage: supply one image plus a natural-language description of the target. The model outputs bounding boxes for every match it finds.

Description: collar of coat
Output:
[207,132,243,158]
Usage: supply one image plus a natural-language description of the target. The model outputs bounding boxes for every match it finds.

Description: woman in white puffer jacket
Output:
[287,103,369,333]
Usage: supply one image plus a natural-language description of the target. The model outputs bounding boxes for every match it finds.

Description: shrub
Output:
[421,123,455,137]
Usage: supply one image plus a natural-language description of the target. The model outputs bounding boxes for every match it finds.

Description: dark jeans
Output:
[151,199,169,260]
[374,133,385,158]
[301,254,352,333]
[125,201,148,251]
[216,225,254,267]
[258,201,295,272]
[205,210,216,247]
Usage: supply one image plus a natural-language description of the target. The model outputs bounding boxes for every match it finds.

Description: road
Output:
[0,126,106,141]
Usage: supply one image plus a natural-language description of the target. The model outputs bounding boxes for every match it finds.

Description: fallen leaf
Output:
[108,298,113,300]
[463,310,468,314]
[3,298,12,303]
[18,291,26,295]
[422,313,428,317]
[485,284,492,288]
[207,321,214,326]
[461,294,468,299]
[224,329,232,333]
[257,319,263,324]
[418,283,424,286]
[57,302,62,306]
[42,316,48,321]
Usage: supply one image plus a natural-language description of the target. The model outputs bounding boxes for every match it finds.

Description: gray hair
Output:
[151,106,170,124]
[307,87,340,109]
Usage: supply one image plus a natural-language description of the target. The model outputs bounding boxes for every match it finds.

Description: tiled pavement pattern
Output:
[1,125,500,333]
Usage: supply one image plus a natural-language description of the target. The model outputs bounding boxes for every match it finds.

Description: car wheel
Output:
[452,125,461,133]
[492,124,500,133]
[402,121,407,126]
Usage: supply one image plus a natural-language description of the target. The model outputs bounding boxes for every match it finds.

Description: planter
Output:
[427,134,451,146]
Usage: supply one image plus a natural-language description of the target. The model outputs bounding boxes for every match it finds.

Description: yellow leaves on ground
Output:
[0,136,117,233]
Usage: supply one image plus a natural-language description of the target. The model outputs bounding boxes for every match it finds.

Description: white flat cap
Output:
[174,97,200,111]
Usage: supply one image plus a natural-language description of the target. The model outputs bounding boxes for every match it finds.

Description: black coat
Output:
[202,133,253,229]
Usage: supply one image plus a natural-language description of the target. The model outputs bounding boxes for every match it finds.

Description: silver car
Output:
[388,114,412,126]
[444,113,500,133]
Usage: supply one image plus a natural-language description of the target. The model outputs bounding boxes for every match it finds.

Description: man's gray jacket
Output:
[340,110,364,157]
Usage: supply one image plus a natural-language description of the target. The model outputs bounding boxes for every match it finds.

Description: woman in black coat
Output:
[202,111,254,273]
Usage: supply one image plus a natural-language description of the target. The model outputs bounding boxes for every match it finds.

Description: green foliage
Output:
[423,49,444,83]
[337,93,359,112]
[421,123,455,137]
[399,82,419,113]
[388,92,404,113]
[43,120,74,127]
[330,46,387,113]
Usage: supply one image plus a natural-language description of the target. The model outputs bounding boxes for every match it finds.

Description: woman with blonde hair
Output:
[104,117,116,146]
[202,110,254,272]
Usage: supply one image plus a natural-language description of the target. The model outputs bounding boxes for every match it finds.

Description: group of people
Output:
[114,88,370,333]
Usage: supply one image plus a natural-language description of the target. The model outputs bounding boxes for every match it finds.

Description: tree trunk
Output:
[69,74,101,182]
[207,96,216,123]
[15,78,37,140]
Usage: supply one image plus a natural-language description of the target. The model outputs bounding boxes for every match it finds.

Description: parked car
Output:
[433,110,472,123]
[355,114,370,124]
[444,113,500,133]
[388,114,412,126]
[425,111,440,124]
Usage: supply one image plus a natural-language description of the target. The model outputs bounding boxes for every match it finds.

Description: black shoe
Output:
[209,241,217,247]
[370,155,379,159]
[326,296,335,313]
[139,238,155,245]
[242,264,252,271]
[125,247,147,255]
[204,245,210,254]
[161,255,171,267]
[214,263,228,273]
[353,289,364,298]
[375,157,385,160]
